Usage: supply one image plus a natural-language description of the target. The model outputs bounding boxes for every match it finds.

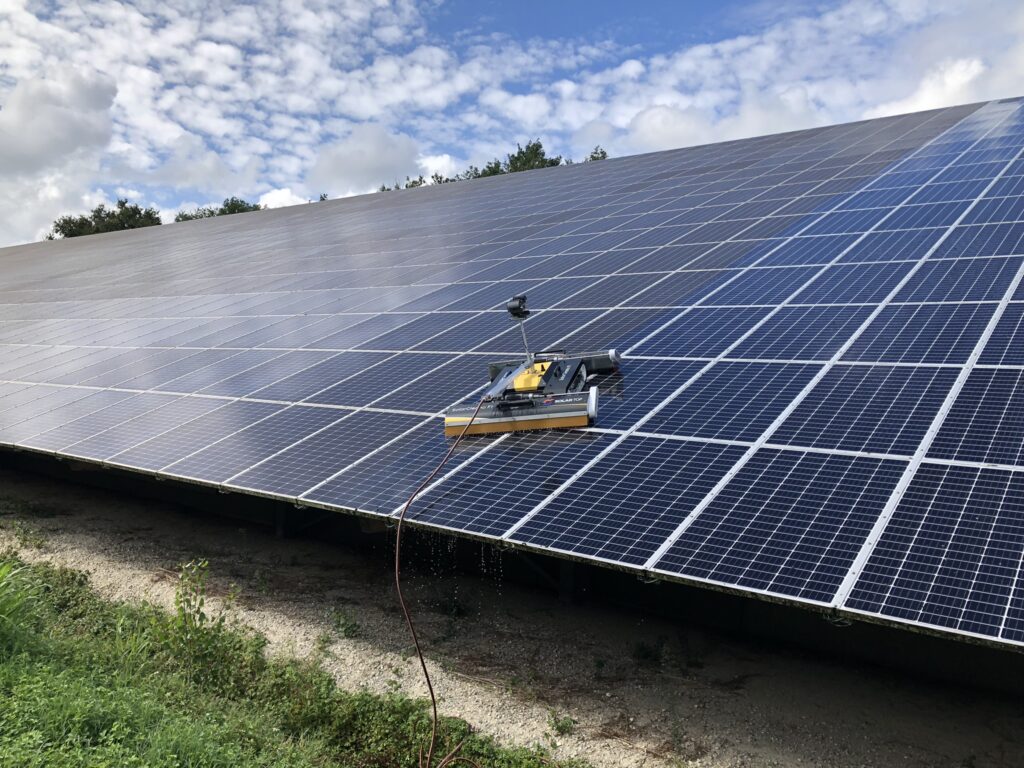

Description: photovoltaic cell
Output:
[845,464,1024,642]
[927,369,1024,466]
[511,437,746,564]
[629,306,772,357]
[893,256,1023,302]
[978,303,1024,365]
[842,303,996,364]
[407,431,614,536]
[227,410,423,497]
[791,262,916,304]
[654,450,907,603]
[727,306,875,361]
[772,365,959,454]
[165,405,347,483]
[303,421,493,514]
[642,361,822,441]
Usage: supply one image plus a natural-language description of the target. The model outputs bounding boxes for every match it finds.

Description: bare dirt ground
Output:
[1,466,1022,768]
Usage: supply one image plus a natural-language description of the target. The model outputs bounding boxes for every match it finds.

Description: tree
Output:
[586,145,608,162]
[377,138,596,192]
[47,199,162,239]
[174,196,263,222]
[505,139,562,173]
[318,193,329,201]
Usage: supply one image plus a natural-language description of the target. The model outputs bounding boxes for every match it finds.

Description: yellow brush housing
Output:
[512,361,551,392]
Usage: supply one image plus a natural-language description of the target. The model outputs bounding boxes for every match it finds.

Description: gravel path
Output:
[1,466,1021,767]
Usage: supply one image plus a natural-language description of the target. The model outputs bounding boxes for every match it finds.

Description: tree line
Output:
[379,140,607,191]
[46,140,607,239]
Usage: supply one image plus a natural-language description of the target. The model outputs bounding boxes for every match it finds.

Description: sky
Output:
[1,0,1023,246]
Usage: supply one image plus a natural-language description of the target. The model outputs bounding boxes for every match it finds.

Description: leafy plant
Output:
[332,607,361,639]
[0,559,38,653]
[548,709,577,736]
[151,559,265,693]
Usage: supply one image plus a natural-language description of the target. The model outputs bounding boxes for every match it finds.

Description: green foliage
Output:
[0,560,39,654]
[0,557,588,768]
[150,559,265,694]
[585,145,608,162]
[0,520,47,550]
[331,607,360,639]
[408,137,586,190]
[47,199,161,239]
[548,709,577,736]
[174,196,263,221]
[505,139,562,173]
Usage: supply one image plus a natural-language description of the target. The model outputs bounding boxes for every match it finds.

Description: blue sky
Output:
[1,0,1022,245]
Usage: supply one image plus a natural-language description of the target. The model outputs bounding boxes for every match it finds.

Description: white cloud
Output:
[1,0,1024,246]
[0,70,116,174]
[259,187,309,208]
[418,153,461,180]
[307,124,420,196]
[865,58,987,118]
[0,69,117,242]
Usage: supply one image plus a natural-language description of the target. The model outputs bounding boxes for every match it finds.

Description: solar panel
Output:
[4,96,1024,650]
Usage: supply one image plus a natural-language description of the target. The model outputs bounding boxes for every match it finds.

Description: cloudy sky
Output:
[1,0,1022,245]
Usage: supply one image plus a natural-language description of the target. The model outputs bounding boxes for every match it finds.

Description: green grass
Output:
[0,552,587,768]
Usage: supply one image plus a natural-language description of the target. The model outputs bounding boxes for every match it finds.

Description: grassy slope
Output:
[0,554,585,768]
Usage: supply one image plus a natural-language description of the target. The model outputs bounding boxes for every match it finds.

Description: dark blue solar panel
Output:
[928,369,1024,466]
[843,303,996,364]
[0,386,106,443]
[845,464,1024,642]
[979,303,1024,364]
[622,269,729,307]
[407,431,615,536]
[801,208,894,236]
[930,223,1024,258]
[247,351,388,401]
[699,266,821,306]
[302,421,492,515]
[554,273,667,308]
[108,400,283,471]
[743,234,860,267]
[728,306,874,360]
[792,262,915,304]
[880,201,971,230]
[590,359,706,429]
[228,410,423,497]
[654,450,907,602]
[893,256,1023,302]
[18,393,171,452]
[629,306,772,357]
[642,361,822,441]
[113,349,241,390]
[312,313,426,349]
[773,365,958,454]
[962,195,1024,225]
[510,437,746,564]
[355,312,477,350]
[304,353,441,408]
[60,396,225,461]
[152,350,285,394]
[165,405,347,483]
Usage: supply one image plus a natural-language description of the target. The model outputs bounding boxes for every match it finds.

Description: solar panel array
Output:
[3,96,1024,649]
